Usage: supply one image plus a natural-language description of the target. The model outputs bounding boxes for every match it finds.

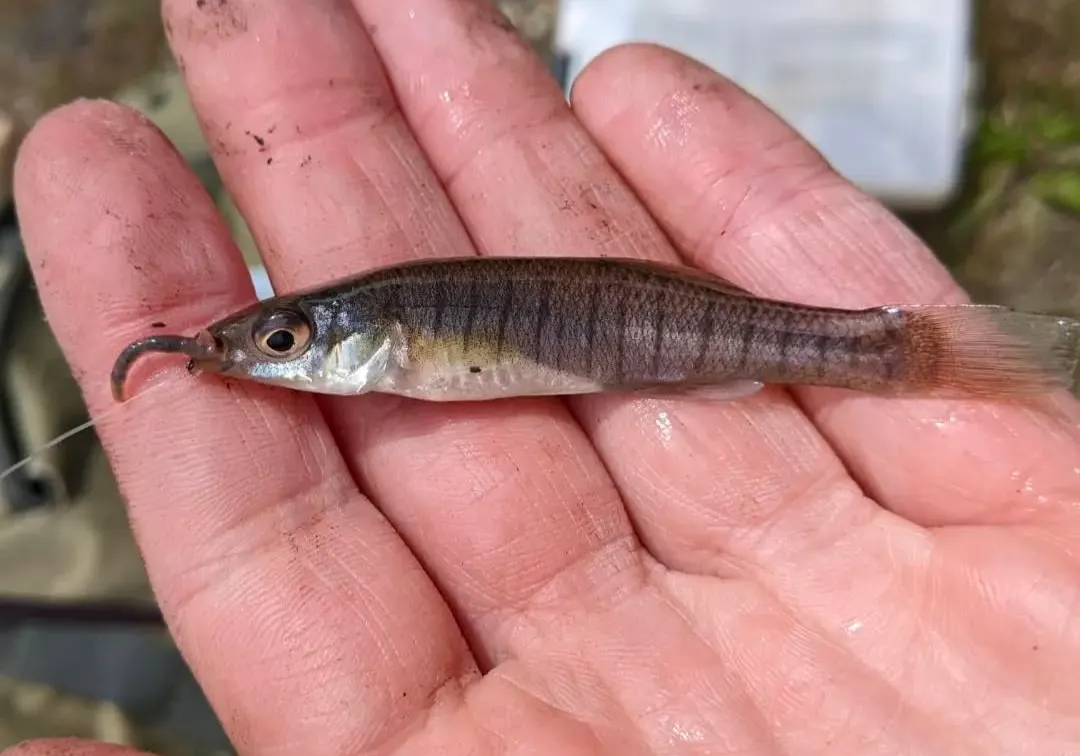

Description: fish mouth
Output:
[184,330,231,375]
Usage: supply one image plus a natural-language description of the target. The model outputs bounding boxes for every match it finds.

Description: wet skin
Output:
[9,1,1080,754]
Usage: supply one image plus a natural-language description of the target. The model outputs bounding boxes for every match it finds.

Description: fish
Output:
[109,256,1080,404]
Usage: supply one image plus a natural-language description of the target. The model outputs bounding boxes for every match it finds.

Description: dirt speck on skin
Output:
[484,3,518,36]
[175,0,249,45]
[458,0,559,64]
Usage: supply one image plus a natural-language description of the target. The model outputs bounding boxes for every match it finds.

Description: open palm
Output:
[8,1,1080,754]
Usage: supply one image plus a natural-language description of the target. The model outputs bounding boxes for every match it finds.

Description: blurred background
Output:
[0,0,1076,753]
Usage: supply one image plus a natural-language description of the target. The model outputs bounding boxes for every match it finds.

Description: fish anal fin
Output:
[619,379,765,402]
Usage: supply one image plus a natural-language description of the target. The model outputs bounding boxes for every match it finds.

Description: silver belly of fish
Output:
[377,352,603,401]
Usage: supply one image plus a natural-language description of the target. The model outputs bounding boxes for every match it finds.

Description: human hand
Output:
[8,1,1080,754]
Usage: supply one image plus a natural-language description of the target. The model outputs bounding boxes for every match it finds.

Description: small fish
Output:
[110,256,1080,403]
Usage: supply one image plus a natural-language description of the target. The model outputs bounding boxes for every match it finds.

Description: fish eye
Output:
[252,308,312,358]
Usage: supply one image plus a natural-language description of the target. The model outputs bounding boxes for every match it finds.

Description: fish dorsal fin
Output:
[596,256,758,298]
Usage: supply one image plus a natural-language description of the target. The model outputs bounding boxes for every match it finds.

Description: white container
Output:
[554,0,974,209]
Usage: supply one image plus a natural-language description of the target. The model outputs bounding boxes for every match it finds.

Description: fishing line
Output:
[0,373,176,487]
[0,416,97,484]
[0,375,181,628]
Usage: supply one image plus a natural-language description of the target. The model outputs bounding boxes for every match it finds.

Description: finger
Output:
[13,101,475,754]
[348,0,875,578]
[162,0,643,667]
[570,44,1080,530]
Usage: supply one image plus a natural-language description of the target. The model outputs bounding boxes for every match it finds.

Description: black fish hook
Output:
[110,333,222,401]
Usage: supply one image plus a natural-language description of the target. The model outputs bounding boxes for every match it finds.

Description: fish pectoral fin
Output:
[619,379,765,401]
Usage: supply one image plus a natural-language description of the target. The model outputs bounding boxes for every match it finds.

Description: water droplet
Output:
[655,411,672,447]
[923,409,962,429]
[655,713,706,743]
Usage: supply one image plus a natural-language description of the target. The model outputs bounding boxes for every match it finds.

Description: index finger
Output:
[13,101,476,753]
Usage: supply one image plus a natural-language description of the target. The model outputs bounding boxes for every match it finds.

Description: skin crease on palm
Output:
[6,0,1080,753]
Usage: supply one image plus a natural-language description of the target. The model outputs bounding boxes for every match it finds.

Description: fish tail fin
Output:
[895,304,1080,398]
